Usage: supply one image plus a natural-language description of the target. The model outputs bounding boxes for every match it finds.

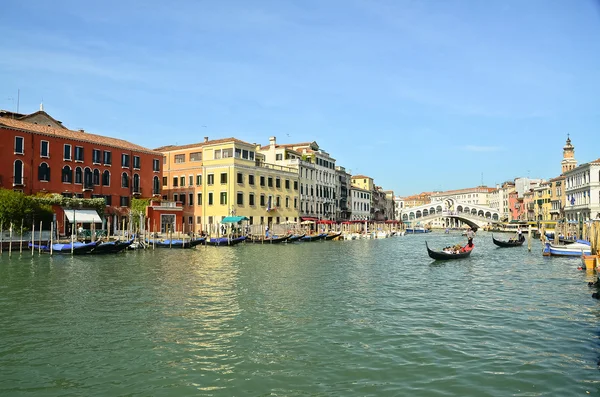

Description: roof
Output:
[260,141,315,150]
[155,137,251,152]
[351,175,372,179]
[0,117,160,155]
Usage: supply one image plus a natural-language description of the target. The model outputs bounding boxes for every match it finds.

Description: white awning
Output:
[63,208,103,224]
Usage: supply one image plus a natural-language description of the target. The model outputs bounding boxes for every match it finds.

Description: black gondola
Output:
[287,233,306,242]
[205,236,246,246]
[247,235,290,244]
[146,238,206,248]
[492,234,524,248]
[324,232,342,240]
[300,234,326,242]
[92,239,134,254]
[426,242,473,260]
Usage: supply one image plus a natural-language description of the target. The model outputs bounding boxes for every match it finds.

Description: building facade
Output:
[564,158,600,223]
[349,185,371,220]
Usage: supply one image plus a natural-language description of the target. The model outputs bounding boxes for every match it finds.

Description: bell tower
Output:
[561,134,577,174]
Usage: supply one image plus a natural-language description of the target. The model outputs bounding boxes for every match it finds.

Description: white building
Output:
[430,186,494,208]
[489,182,515,221]
[394,196,405,221]
[564,158,600,222]
[350,186,371,220]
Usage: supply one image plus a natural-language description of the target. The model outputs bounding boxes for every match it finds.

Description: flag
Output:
[570,196,575,206]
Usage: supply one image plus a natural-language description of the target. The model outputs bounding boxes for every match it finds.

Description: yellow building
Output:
[157,137,299,232]
[351,175,374,192]
[549,175,566,221]
[533,181,552,221]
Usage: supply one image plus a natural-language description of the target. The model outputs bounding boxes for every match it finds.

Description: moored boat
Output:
[287,233,306,242]
[324,232,342,240]
[492,234,525,248]
[205,236,246,246]
[300,234,326,242]
[543,241,591,257]
[92,239,134,254]
[247,235,290,244]
[426,241,473,260]
[406,227,431,233]
[146,238,206,248]
[29,241,99,255]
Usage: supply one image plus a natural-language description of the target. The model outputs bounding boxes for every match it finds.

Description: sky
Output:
[1,0,600,196]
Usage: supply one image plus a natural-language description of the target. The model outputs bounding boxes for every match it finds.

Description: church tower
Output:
[561,135,577,174]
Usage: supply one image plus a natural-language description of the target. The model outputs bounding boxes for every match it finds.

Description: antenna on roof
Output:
[16,89,20,113]
[40,98,44,112]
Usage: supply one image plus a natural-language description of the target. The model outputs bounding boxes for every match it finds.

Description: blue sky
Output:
[1,0,599,196]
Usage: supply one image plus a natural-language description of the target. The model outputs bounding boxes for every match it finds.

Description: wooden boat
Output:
[287,233,306,242]
[406,227,431,233]
[492,234,524,248]
[543,241,591,257]
[205,236,246,246]
[29,241,99,255]
[146,238,206,248]
[300,234,326,242]
[92,239,134,254]
[247,235,290,244]
[426,242,473,260]
[324,232,342,240]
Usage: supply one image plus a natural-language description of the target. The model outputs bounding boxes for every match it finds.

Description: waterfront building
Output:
[532,181,552,221]
[259,137,337,221]
[508,191,526,221]
[335,166,351,221]
[351,175,375,220]
[514,177,543,198]
[0,108,162,234]
[383,190,395,221]
[402,192,433,208]
[549,175,566,221]
[349,185,371,221]
[430,186,495,208]
[564,158,600,223]
[523,190,536,221]
[394,196,405,221]
[157,137,299,232]
[489,182,515,221]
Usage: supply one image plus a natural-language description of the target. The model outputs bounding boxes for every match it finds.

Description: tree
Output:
[0,189,53,229]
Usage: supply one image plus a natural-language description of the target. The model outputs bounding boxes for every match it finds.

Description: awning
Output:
[221,216,249,224]
[63,208,103,224]
[300,217,319,221]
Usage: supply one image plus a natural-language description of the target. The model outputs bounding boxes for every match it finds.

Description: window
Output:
[121,153,130,167]
[62,165,72,183]
[285,197,289,208]
[188,216,193,225]
[172,177,178,187]
[197,216,201,224]
[174,154,185,163]
[242,149,249,159]
[180,194,186,205]
[294,181,298,190]
[75,146,84,161]
[173,193,178,202]
[93,169,100,185]
[13,160,24,185]
[64,144,72,160]
[120,196,129,207]
[84,168,93,189]
[208,192,213,205]
[189,175,193,186]
[133,174,140,193]
[222,148,233,158]
[153,159,160,172]
[235,148,242,158]
[41,141,49,157]
[285,179,290,189]
[276,153,282,161]
[180,176,185,187]
[237,192,244,205]
[249,193,255,206]
[190,152,202,162]
[260,176,265,186]
[153,176,160,195]
[189,193,193,206]
[196,174,202,186]
[197,193,202,205]
[38,163,50,182]
[133,156,140,169]
[121,172,129,188]
[276,178,281,188]
[220,173,227,184]
[103,150,111,165]
[249,174,255,185]
[294,197,297,208]
[75,167,83,184]
[220,192,227,205]
[102,170,110,186]
[14,136,24,154]
[162,176,167,186]
[237,172,243,184]
[268,177,273,187]
[260,194,265,206]
[207,174,214,185]
[276,196,281,207]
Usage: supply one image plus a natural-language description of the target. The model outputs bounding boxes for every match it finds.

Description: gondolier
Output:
[466,228,475,246]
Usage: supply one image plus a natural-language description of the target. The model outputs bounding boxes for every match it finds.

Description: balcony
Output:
[133,187,142,197]
[83,183,94,192]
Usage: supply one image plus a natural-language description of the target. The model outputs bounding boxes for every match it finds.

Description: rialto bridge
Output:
[400,199,501,231]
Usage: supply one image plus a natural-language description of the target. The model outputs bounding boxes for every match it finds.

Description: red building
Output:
[0,109,163,235]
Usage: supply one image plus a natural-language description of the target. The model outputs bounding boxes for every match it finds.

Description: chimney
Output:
[204,136,209,143]
[78,129,85,133]
[269,136,276,147]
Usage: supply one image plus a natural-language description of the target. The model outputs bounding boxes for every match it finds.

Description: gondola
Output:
[92,238,134,254]
[287,233,306,242]
[205,236,246,246]
[29,241,99,255]
[492,234,524,248]
[300,234,326,242]
[146,237,206,248]
[324,232,342,240]
[426,242,473,260]
[247,235,290,244]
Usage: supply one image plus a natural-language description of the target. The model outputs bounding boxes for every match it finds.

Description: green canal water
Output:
[1,232,599,396]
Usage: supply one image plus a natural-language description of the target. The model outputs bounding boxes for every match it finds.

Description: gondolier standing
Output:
[466,228,475,247]
[517,226,523,242]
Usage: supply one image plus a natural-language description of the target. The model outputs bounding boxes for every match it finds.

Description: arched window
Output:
[102,170,110,186]
[122,172,129,188]
[133,174,140,193]
[13,160,24,185]
[62,165,73,183]
[93,169,100,185]
[84,168,93,189]
[38,162,50,182]
[153,176,160,195]
[75,167,83,184]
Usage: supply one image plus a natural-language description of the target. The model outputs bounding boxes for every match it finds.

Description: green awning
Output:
[221,216,249,224]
